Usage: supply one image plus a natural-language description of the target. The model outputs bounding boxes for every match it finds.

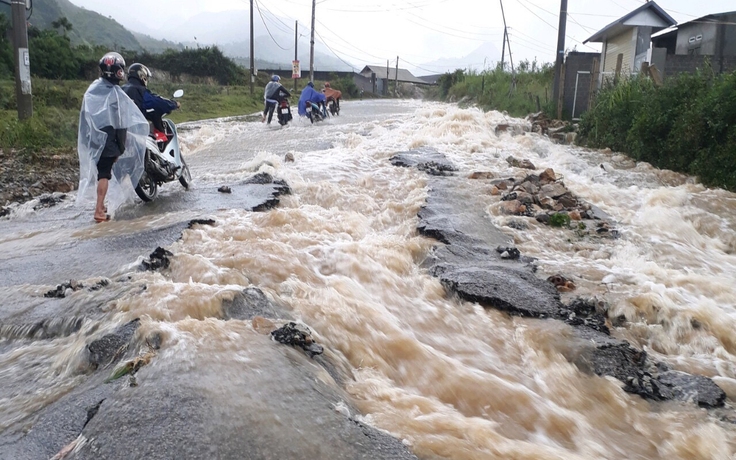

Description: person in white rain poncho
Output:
[77,52,148,222]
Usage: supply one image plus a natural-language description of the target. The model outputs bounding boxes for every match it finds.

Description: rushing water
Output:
[2,100,736,459]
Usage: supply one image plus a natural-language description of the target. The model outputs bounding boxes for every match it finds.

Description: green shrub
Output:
[549,213,571,228]
[326,74,359,98]
[579,70,736,191]
[428,61,554,118]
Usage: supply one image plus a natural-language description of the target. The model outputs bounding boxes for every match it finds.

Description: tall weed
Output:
[579,71,736,191]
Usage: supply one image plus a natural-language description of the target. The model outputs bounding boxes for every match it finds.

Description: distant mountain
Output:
[140,10,355,71]
[1,1,354,71]
[0,0,180,52]
[416,42,502,76]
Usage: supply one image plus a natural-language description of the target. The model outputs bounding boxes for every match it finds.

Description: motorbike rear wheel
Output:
[178,156,191,189]
[135,170,158,202]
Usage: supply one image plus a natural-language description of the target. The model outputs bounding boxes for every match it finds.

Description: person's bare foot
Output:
[94,213,110,223]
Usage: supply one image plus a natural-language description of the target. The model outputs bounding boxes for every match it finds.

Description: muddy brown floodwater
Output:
[1,100,736,459]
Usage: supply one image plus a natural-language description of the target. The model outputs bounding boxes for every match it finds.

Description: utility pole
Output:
[501,28,506,70]
[552,0,568,112]
[11,0,32,119]
[309,0,315,82]
[386,59,389,96]
[294,20,298,92]
[249,0,255,94]
[499,0,516,89]
[394,56,399,97]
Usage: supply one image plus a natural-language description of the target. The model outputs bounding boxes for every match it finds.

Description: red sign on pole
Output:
[292,60,301,79]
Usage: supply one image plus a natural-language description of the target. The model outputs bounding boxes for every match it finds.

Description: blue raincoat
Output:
[298,84,326,116]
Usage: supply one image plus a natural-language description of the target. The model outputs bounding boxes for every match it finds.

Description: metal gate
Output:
[571,70,592,121]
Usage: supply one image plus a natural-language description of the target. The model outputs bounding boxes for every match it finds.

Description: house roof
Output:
[360,65,429,85]
[417,74,443,85]
[671,11,736,29]
[652,11,736,40]
[584,1,676,44]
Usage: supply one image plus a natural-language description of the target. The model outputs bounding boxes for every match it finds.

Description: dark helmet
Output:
[128,63,152,87]
[271,75,280,82]
[99,52,126,82]
[307,81,314,88]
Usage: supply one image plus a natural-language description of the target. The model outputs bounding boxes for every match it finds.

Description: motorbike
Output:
[276,98,293,126]
[327,97,340,116]
[305,101,328,123]
[135,89,191,202]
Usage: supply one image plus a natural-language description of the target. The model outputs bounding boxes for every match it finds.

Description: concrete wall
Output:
[562,52,598,120]
[352,74,374,94]
[718,14,736,57]
[676,22,718,55]
[662,54,736,77]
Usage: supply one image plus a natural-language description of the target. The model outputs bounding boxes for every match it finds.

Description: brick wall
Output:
[663,54,736,78]
[562,52,598,120]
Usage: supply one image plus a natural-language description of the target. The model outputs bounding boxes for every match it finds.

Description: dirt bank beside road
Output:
[0,148,78,212]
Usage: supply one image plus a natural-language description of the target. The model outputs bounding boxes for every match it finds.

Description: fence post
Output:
[614,53,623,84]
[648,64,663,86]
[586,57,600,116]
[556,63,566,120]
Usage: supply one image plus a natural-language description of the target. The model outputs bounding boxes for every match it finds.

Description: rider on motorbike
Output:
[262,75,291,124]
[298,81,327,120]
[322,82,341,113]
[122,63,180,133]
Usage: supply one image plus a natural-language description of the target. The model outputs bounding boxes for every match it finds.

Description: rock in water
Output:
[141,247,173,271]
[271,322,324,357]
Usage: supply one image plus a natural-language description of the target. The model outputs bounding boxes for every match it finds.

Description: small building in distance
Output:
[359,65,432,95]
[651,12,736,75]
[583,1,676,77]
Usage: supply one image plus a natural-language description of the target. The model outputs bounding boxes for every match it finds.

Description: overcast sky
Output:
[69,0,735,73]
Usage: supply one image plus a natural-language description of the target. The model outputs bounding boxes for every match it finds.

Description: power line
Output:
[405,11,503,37]
[514,0,598,51]
[508,33,556,54]
[313,29,359,70]
[254,0,292,50]
[508,27,555,50]
[315,17,387,61]
[568,14,597,34]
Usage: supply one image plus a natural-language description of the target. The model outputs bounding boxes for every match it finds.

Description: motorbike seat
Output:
[152,129,169,143]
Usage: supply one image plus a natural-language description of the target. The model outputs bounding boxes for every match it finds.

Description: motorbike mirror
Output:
[173,89,184,98]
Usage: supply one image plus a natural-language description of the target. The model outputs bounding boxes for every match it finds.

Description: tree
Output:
[51,17,73,35]
[28,27,80,79]
[0,14,13,78]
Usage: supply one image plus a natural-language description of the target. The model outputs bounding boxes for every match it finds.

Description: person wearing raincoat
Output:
[298,81,327,119]
[322,82,342,114]
[77,52,149,222]
[262,75,291,124]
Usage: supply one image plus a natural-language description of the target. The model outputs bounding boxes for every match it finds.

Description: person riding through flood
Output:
[322,81,342,114]
[298,81,327,120]
[262,75,291,124]
[122,63,180,133]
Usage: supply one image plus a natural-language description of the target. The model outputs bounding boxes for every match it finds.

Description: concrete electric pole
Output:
[11,0,32,119]
[394,56,399,97]
[553,0,568,113]
[309,0,315,82]
[499,0,515,90]
[294,20,298,91]
[250,0,255,95]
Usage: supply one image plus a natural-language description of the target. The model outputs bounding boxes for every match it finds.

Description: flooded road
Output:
[2,100,736,459]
